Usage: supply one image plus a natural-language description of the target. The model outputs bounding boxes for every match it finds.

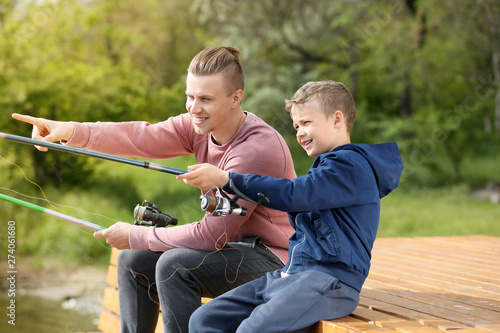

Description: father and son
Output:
[13,46,403,333]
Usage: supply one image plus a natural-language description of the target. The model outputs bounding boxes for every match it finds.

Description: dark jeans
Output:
[117,237,284,333]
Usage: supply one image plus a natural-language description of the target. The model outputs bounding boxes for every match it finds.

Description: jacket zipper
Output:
[285,214,306,274]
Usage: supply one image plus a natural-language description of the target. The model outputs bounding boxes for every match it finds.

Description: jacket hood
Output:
[336,143,404,198]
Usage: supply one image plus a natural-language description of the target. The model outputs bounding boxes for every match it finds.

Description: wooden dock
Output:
[98,235,500,332]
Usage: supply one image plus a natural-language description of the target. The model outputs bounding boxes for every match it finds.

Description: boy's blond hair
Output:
[285,81,357,135]
[188,46,245,96]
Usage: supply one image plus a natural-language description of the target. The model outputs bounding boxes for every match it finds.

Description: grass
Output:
[379,186,500,237]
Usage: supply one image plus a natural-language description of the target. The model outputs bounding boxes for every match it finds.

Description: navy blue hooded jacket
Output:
[225,143,404,292]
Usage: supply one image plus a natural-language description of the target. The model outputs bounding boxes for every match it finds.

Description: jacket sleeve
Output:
[226,153,375,213]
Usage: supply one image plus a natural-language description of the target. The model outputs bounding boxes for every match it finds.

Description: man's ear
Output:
[232,89,244,107]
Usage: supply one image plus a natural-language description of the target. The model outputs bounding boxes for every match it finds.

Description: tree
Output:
[0,0,201,186]
[192,0,498,186]
[477,0,500,132]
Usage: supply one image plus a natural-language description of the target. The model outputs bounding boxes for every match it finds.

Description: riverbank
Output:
[1,260,107,332]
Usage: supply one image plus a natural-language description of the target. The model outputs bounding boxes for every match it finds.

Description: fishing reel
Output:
[133,200,178,227]
[200,180,269,217]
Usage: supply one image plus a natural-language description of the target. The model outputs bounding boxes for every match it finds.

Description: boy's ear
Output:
[333,110,344,128]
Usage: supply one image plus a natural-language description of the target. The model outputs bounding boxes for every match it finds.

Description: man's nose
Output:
[189,99,202,114]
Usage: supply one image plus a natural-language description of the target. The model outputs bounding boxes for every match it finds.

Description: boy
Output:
[178,80,404,332]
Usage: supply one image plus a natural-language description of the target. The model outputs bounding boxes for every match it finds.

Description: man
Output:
[12,46,296,333]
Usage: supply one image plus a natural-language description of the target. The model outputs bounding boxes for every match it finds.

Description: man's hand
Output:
[93,222,132,250]
[177,163,229,192]
[12,113,75,151]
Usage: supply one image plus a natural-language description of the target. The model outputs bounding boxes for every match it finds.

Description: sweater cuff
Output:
[129,225,150,250]
[65,122,91,147]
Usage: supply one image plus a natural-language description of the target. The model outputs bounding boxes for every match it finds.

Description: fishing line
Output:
[146,231,240,298]
[0,186,119,224]
[120,217,245,306]
[0,154,119,224]
[0,154,112,247]
[1,154,54,209]
[117,247,222,333]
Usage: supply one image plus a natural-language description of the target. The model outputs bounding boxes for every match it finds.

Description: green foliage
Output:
[0,0,198,186]
[193,0,500,189]
[2,0,498,189]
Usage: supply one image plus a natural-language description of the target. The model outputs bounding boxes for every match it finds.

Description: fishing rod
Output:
[0,192,105,231]
[0,191,180,231]
[0,132,187,175]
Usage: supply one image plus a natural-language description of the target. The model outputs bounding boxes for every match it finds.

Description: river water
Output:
[1,265,106,333]
[1,294,98,333]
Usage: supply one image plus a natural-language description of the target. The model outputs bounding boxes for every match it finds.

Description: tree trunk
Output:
[479,0,500,132]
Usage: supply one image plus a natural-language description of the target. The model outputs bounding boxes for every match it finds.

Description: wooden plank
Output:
[311,317,394,333]
[110,247,120,266]
[363,274,500,324]
[370,257,500,287]
[372,237,500,272]
[369,262,500,295]
[359,291,494,332]
[367,269,500,301]
[371,253,499,277]
[371,237,500,273]
[350,307,442,332]
[97,310,120,333]
[371,247,500,279]
[106,265,118,289]
[102,287,120,316]
[359,293,467,331]
[371,236,500,259]
[155,316,163,333]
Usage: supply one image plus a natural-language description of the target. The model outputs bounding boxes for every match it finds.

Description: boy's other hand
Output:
[177,164,229,192]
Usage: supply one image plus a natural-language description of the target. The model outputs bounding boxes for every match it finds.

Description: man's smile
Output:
[192,115,209,124]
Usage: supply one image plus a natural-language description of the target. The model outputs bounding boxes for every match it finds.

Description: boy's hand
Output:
[12,113,75,151]
[177,164,229,191]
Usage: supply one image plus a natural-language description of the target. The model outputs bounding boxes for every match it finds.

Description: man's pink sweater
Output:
[67,112,296,263]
